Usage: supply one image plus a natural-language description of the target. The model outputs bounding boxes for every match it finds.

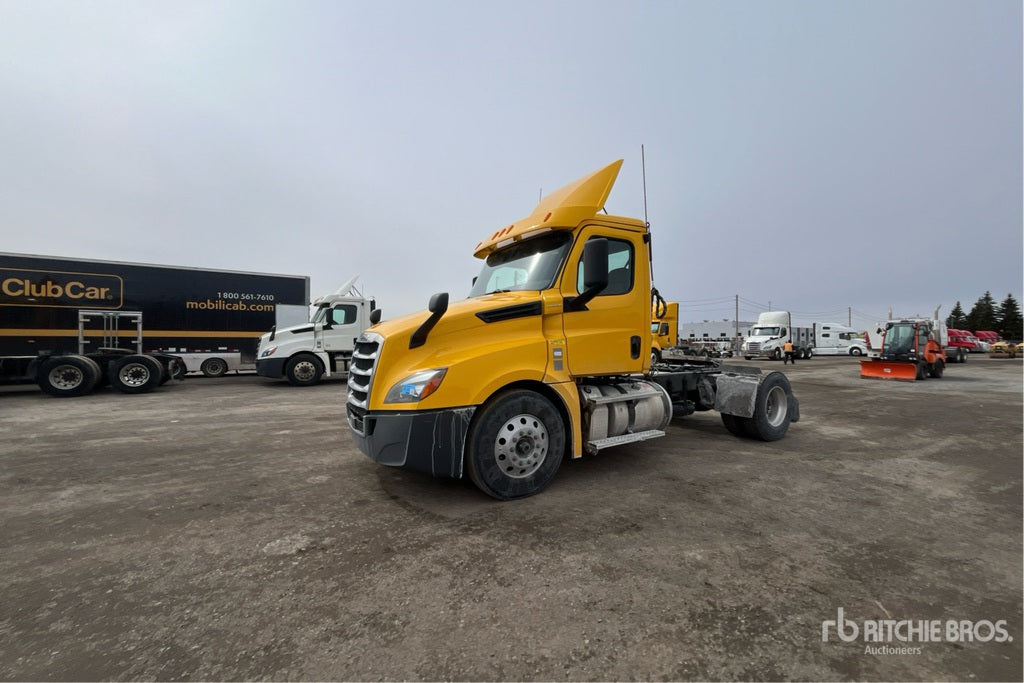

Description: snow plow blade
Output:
[860,360,919,381]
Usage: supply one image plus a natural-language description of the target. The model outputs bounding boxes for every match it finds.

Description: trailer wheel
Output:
[169,358,187,381]
[108,354,164,393]
[744,371,793,441]
[200,357,228,378]
[285,354,323,387]
[38,355,100,397]
[466,389,565,500]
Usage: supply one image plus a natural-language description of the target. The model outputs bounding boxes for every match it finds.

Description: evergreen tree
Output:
[996,293,1023,341]
[946,301,966,329]
[965,291,998,332]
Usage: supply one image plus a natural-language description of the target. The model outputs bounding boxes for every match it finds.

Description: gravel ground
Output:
[1,355,1021,681]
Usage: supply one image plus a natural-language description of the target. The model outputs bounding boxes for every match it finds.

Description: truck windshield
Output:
[469,232,572,297]
[752,326,781,336]
[882,323,916,356]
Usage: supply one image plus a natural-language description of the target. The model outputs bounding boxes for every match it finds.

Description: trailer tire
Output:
[200,357,228,378]
[466,389,565,501]
[38,355,100,397]
[285,354,323,387]
[108,354,164,394]
[745,371,793,441]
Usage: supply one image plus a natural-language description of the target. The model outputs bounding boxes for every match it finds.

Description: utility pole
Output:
[848,307,852,327]
[735,294,739,340]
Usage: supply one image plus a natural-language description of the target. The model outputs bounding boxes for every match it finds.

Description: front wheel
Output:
[466,389,566,500]
[651,348,662,365]
[285,354,323,387]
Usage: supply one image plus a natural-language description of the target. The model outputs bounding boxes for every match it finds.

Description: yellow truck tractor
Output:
[346,160,800,500]
[651,300,679,363]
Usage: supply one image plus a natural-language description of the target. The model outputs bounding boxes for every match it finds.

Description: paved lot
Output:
[1,356,1021,681]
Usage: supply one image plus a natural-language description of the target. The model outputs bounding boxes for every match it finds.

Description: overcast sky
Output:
[1,0,1020,329]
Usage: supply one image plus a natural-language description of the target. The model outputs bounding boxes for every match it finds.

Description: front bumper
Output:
[346,405,476,478]
[255,358,286,378]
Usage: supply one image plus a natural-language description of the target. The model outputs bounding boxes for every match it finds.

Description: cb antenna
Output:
[641,144,649,229]
[642,144,665,317]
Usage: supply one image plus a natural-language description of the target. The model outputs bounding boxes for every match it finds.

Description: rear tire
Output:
[466,389,565,500]
[200,357,228,378]
[745,372,794,441]
[108,354,164,394]
[285,354,323,387]
[930,361,944,378]
[38,355,100,397]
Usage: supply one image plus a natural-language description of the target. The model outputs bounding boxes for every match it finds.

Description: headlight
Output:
[384,368,447,404]
[261,346,277,358]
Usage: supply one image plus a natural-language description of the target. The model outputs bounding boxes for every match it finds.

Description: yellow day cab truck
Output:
[346,160,799,500]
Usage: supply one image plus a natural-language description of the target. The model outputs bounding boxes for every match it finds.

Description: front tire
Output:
[651,348,662,365]
[466,389,566,500]
[285,354,323,387]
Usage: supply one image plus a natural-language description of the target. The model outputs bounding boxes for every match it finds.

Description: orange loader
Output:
[860,319,947,381]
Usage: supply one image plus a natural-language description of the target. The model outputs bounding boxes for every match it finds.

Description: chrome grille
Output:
[347,331,382,411]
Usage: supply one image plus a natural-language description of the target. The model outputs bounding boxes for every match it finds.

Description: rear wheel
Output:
[38,355,100,397]
[108,354,164,394]
[930,361,944,378]
[200,357,228,377]
[285,354,323,387]
[466,389,565,500]
[743,372,794,441]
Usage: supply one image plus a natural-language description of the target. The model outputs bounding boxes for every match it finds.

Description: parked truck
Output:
[650,300,678,363]
[255,277,377,386]
[345,160,800,500]
[0,252,309,396]
[741,311,813,360]
[810,322,868,356]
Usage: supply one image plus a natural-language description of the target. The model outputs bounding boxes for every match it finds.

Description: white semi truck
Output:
[255,277,378,386]
[742,311,813,360]
[810,322,869,356]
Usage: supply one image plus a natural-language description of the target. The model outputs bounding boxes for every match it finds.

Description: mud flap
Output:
[860,360,919,381]
[713,373,759,418]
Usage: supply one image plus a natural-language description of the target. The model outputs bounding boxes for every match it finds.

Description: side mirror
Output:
[410,292,449,349]
[566,239,608,312]
[369,309,381,325]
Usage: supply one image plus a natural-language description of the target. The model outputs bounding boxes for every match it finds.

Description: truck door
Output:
[323,303,362,351]
[560,225,649,376]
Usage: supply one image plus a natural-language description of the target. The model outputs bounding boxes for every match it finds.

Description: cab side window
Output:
[331,305,357,325]
[576,237,634,296]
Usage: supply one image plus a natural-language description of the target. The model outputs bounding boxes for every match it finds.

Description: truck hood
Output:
[371,291,543,347]
[260,321,314,344]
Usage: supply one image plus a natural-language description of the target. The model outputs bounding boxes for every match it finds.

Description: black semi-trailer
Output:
[1,252,310,397]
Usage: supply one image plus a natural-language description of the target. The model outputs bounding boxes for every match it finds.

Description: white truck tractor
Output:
[255,277,378,386]
[742,311,813,360]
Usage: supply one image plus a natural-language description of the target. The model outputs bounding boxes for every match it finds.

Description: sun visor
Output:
[473,160,623,259]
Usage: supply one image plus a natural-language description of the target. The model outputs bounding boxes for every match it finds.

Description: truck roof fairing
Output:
[473,159,624,259]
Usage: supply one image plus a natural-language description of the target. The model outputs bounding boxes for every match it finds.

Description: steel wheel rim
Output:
[765,385,788,427]
[49,365,84,389]
[494,413,548,479]
[120,363,150,387]
[294,361,317,381]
